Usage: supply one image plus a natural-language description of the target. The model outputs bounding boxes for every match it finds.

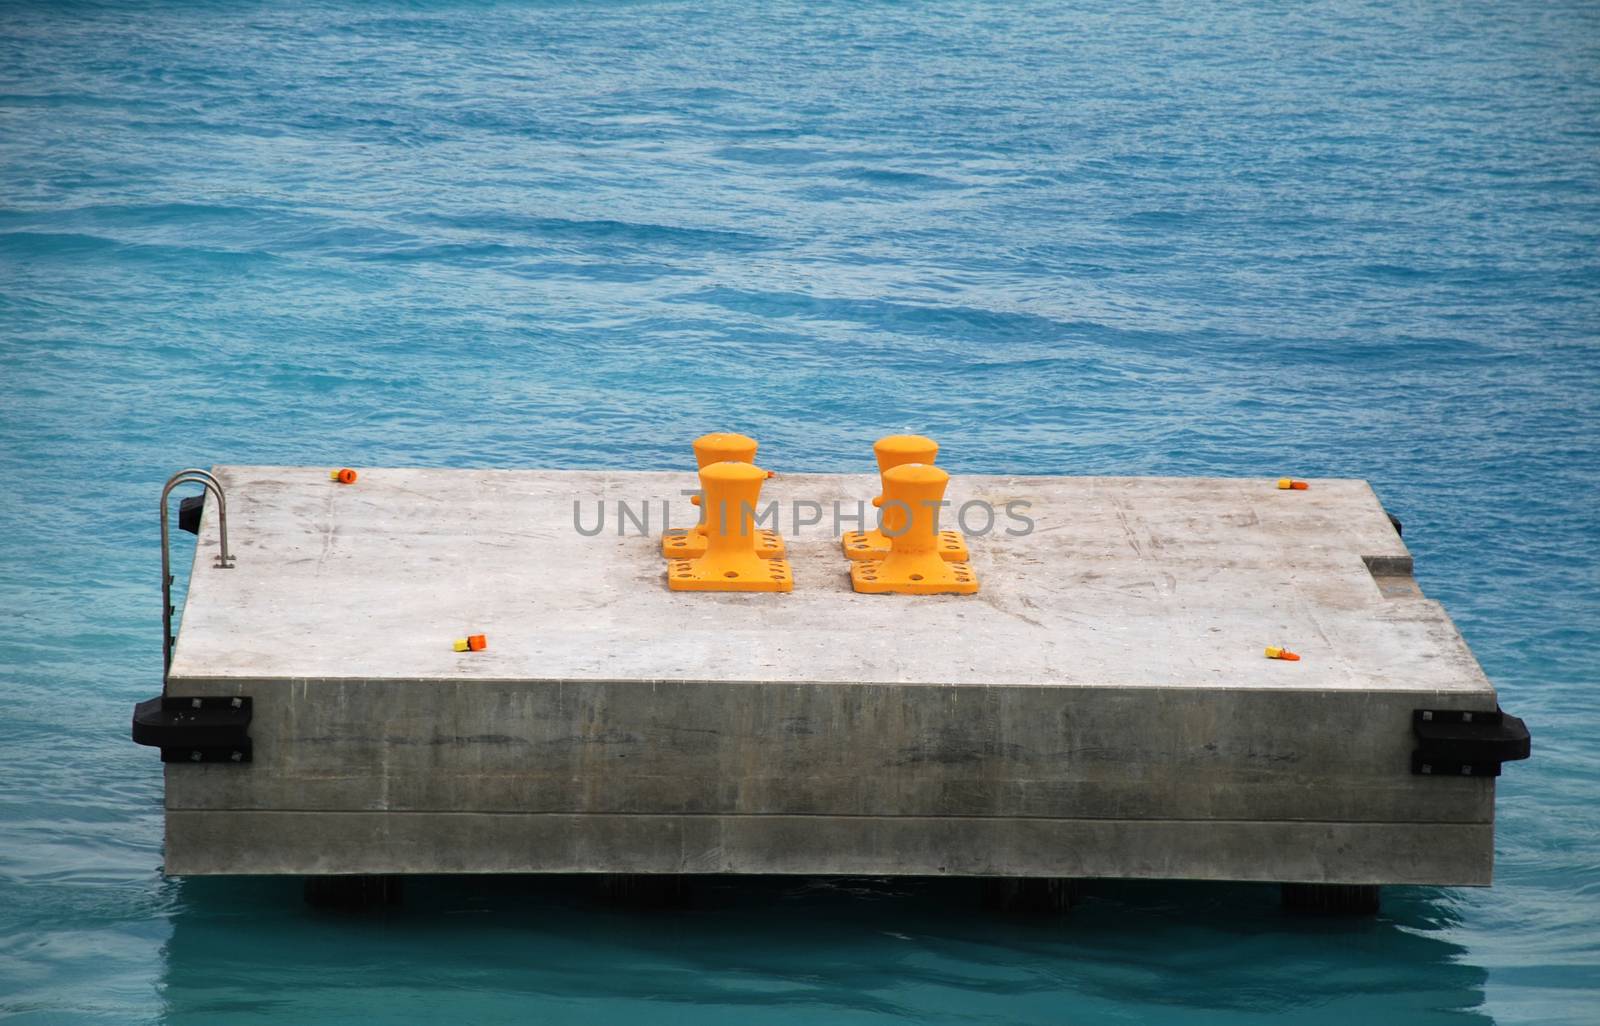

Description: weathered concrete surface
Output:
[162,467,1501,883]
[167,813,1491,885]
[165,680,1487,823]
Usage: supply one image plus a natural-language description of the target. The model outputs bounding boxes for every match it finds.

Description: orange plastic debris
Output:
[663,433,782,558]
[453,634,488,652]
[842,435,968,562]
[1265,646,1301,661]
[667,461,792,593]
[850,463,978,596]
[1276,478,1309,490]
[330,468,358,484]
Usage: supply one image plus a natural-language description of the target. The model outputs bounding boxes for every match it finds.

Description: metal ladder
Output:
[160,469,236,687]
[132,471,251,765]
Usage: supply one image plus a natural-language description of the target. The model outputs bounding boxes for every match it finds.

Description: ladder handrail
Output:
[161,470,236,685]
[168,467,223,492]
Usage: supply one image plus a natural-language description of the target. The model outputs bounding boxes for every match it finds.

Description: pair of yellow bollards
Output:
[659,433,978,595]
[845,435,978,595]
[661,433,792,591]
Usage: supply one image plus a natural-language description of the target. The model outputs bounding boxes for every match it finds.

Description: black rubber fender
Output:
[178,493,204,534]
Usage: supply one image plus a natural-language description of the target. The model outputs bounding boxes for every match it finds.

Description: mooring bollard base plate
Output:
[841,528,969,562]
[662,528,784,560]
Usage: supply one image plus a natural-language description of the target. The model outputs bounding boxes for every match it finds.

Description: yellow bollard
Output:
[850,463,977,595]
[841,435,968,561]
[667,461,792,592]
[691,432,761,467]
[662,433,783,559]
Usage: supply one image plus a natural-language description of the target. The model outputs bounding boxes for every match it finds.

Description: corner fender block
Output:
[1412,708,1530,777]
[132,695,253,764]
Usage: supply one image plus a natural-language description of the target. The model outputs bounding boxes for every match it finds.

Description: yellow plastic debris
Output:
[662,433,782,559]
[1265,646,1301,661]
[667,461,792,593]
[841,435,968,562]
[850,463,978,596]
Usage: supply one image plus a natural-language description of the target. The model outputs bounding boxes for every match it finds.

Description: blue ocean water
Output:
[2,0,1598,1022]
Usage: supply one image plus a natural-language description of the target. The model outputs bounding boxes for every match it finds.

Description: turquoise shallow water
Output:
[2,1,1598,1022]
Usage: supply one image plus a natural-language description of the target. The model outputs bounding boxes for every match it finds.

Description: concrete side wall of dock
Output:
[167,811,1491,884]
[162,677,1494,883]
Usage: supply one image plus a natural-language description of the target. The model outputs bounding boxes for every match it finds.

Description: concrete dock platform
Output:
[156,466,1510,885]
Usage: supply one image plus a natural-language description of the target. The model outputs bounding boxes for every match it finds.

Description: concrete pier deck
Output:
[160,466,1501,884]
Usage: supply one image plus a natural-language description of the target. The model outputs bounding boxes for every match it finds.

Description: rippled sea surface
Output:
[2,1,1598,1022]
